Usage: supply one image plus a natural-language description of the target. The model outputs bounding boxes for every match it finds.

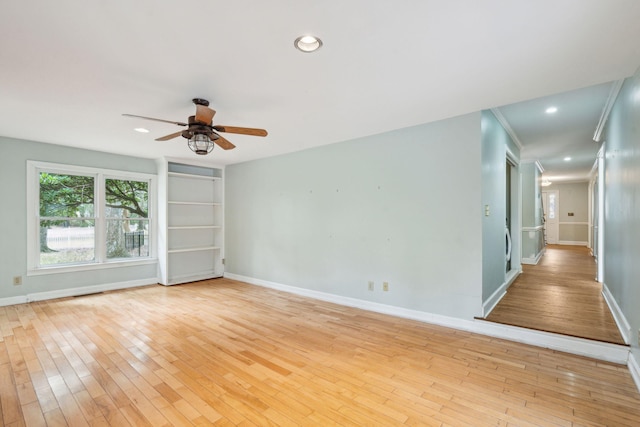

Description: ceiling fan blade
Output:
[212,125,268,137]
[155,131,184,141]
[195,105,216,124]
[213,134,236,150]
[123,114,188,127]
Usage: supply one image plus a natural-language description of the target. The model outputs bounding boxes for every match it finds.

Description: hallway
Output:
[485,245,625,345]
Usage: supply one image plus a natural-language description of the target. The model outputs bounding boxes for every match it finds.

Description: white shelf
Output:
[168,201,222,206]
[168,246,220,254]
[168,172,221,181]
[168,225,221,230]
[167,271,221,285]
[160,161,224,286]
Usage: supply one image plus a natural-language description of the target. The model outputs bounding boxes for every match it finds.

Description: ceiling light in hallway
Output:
[294,35,323,53]
[545,106,558,114]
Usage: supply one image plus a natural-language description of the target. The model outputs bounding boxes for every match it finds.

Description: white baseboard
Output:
[0,295,29,307]
[482,269,520,317]
[522,249,544,265]
[629,353,640,395]
[26,278,158,303]
[224,272,629,365]
[558,240,588,246]
[164,272,223,286]
[602,282,631,344]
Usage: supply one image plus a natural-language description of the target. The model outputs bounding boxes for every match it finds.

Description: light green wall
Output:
[480,110,520,303]
[226,113,484,319]
[0,137,158,300]
[602,69,640,362]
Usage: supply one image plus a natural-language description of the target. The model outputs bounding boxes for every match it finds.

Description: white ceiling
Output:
[1,1,640,169]
[496,81,617,182]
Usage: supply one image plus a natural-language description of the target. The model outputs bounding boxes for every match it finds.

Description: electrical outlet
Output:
[13,276,22,286]
[368,281,374,291]
[383,281,389,291]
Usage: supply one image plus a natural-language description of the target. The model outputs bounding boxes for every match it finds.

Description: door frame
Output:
[506,147,521,279]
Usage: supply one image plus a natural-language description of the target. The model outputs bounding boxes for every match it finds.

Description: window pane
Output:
[105,179,148,219]
[106,219,149,259]
[40,220,95,265]
[549,194,556,219]
[39,173,94,217]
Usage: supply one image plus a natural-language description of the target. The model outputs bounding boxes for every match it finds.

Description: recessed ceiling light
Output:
[294,35,322,53]
[134,127,149,133]
[545,106,558,114]
[564,156,571,161]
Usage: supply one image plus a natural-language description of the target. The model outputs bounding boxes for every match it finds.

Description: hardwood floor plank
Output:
[0,278,638,425]
[486,245,624,344]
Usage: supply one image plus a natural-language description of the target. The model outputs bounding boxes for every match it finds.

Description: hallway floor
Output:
[485,245,625,345]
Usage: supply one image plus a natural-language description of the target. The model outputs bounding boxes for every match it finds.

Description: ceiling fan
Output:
[123,98,267,155]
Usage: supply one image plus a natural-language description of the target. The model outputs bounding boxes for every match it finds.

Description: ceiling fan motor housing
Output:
[192,98,210,107]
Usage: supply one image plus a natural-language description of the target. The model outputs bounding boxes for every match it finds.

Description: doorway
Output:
[542,190,559,244]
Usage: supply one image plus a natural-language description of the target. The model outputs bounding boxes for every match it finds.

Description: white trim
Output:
[167,172,221,181]
[593,79,624,142]
[602,283,631,344]
[521,249,544,265]
[629,354,640,395]
[490,108,524,150]
[597,146,605,282]
[522,225,544,232]
[0,278,158,307]
[589,157,599,180]
[0,296,29,307]
[505,146,519,166]
[482,269,520,317]
[558,222,588,226]
[557,241,588,246]
[535,160,544,174]
[164,156,226,170]
[224,273,629,364]
[27,258,158,276]
[165,272,222,286]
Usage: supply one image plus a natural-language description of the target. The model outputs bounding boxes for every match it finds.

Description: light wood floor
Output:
[486,245,625,345]
[1,279,639,426]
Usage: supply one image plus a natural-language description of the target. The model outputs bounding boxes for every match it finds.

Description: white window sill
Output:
[27,258,158,276]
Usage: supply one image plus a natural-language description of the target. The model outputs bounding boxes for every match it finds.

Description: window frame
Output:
[27,161,157,275]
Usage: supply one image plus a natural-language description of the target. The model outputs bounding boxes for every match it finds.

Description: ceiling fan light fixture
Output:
[294,35,322,53]
[188,133,215,155]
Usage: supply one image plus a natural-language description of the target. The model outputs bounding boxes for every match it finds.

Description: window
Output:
[105,178,150,259]
[548,193,556,219]
[28,161,155,273]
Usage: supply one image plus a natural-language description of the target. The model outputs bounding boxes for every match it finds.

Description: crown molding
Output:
[490,108,523,150]
[593,79,625,142]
